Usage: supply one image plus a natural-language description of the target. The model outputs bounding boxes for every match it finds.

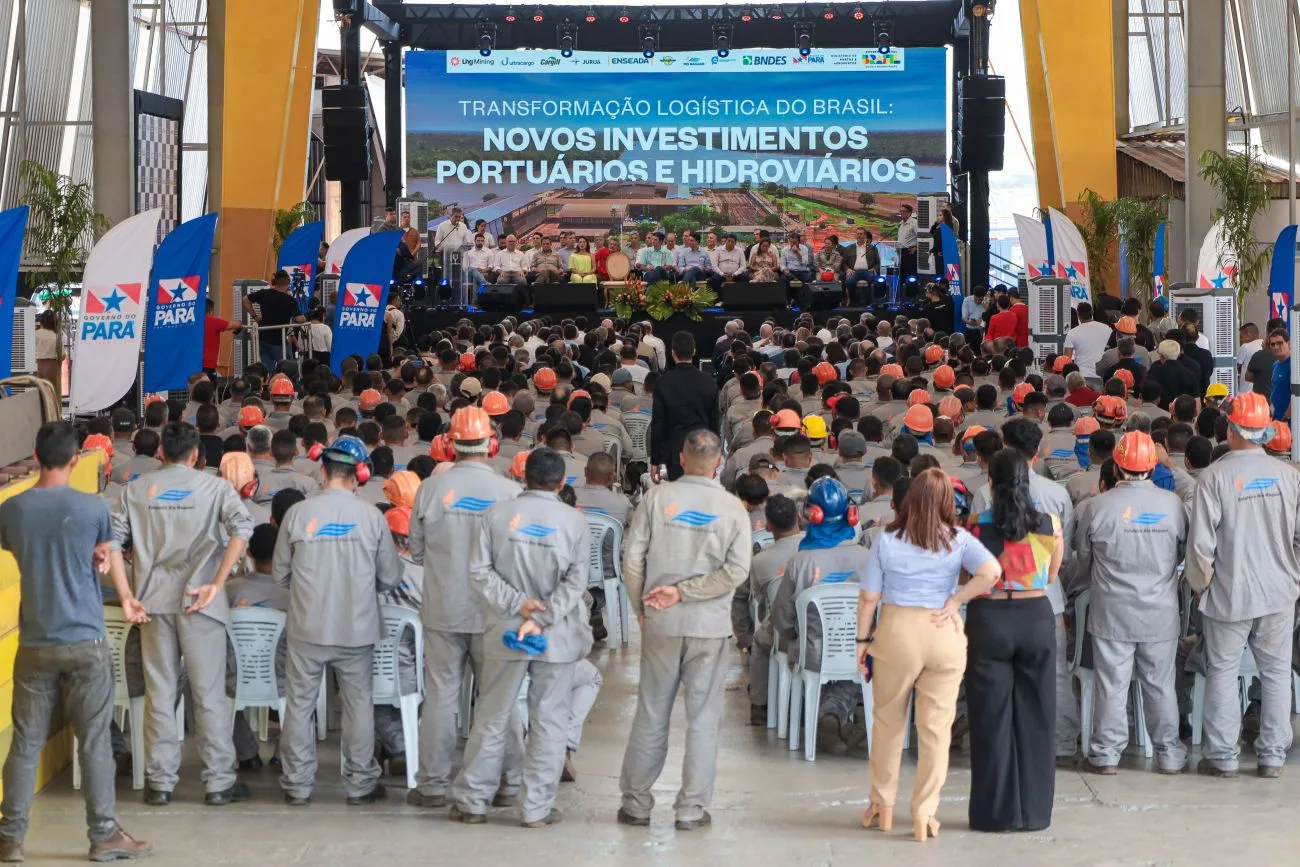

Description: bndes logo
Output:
[743,55,786,66]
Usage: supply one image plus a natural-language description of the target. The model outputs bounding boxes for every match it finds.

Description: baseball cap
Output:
[610,368,633,386]
[460,377,483,398]
[837,430,867,457]
[237,405,265,428]
[748,455,778,472]
[589,373,612,390]
[111,407,137,432]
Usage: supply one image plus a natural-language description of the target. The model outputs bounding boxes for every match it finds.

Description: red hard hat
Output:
[385,506,412,537]
[237,406,265,428]
[482,391,510,416]
[429,433,455,462]
[458,352,477,373]
[449,407,493,441]
[880,363,904,379]
[509,449,530,480]
[933,365,956,389]
[908,388,930,407]
[1267,420,1293,453]
[1074,416,1101,436]
[1092,395,1129,423]
[959,424,987,445]
[1114,431,1157,473]
[819,269,836,282]
[923,344,944,365]
[567,389,591,408]
[1226,391,1272,429]
[533,368,557,392]
[903,404,934,434]
[1112,369,1134,392]
[1012,382,1035,406]
[771,409,802,432]
[270,378,295,397]
[813,361,837,384]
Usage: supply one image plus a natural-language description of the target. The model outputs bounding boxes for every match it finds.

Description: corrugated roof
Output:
[1117,133,1293,196]
[428,191,546,228]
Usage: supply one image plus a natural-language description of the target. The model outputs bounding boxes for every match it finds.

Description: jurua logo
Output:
[339,282,381,329]
[153,276,200,327]
[81,283,143,341]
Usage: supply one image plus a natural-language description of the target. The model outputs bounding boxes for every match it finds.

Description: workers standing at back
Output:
[1186,393,1300,778]
[108,421,254,807]
[274,436,403,805]
[452,448,591,827]
[1074,432,1188,776]
[408,407,525,808]
[619,430,751,830]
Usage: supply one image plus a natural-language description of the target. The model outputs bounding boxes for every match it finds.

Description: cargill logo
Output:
[822,571,854,583]
[149,487,192,503]
[443,490,494,512]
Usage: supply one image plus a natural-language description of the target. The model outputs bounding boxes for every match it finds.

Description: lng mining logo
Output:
[153,276,200,328]
[81,283,143,341]
[338,282,381,329]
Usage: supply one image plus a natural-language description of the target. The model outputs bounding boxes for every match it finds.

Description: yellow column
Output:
[1019,0,1062,211]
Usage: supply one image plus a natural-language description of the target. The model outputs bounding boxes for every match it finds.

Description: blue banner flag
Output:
[331,231,403,375]
[0,206,28,379]
[1268,223,1289,322]
[938,222,964,334]
[143,213,218,392]
[1152,221,1167,301]
[276,220,324,315]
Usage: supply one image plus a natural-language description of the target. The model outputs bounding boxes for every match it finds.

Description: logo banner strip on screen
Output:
[70,209,162,414]
[443,47,908,74]
[277,220,324,315]
[143,212,218,392]
[330,231,404,375]
[0,206,29,379]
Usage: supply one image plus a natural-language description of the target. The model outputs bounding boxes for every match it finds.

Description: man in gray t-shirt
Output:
[0,422,150,862]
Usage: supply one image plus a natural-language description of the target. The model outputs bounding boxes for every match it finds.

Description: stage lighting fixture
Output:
[852,6,864,20]
[584,7,596,22]
[740,7,753,21]
[771,8,784,21]
[476,21,496,56]
[532,7,544,22]
[639,22,659,58]
[713,23,733,58]
[794,23,814,57]
[504,6,517,22]
[874,18,892,53]
[557,22,577,57]
[618,8,630,23]
[822,6,835,20]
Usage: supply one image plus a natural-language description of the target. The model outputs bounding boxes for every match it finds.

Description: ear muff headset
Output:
[806,503,825,525]
[307,442,324,461]
[310,442,372,485]
[846,504,859,527]
[240,476,260,501]
[488,435,499,458]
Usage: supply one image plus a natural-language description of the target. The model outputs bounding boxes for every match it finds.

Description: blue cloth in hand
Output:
[502,630,549,656]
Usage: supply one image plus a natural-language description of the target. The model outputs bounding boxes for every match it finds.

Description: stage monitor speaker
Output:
[803,282,841,310]
[866,278,890,304]
[477,283,518,312]
[722,281,785,310]
[534,283,599,311]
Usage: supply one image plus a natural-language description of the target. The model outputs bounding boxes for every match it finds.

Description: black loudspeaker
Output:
[956,75,1005,173]
[722,281,786,309]
[477,283,518,311]
[534,283,599,311]
[804,282,841,310]
[322,86,370,181]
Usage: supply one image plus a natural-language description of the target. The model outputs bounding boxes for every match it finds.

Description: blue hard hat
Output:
[807,476,851,524]
[321,435,368,466]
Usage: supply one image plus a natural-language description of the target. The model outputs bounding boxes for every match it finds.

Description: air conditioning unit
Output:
[915,194,949,276]
[10,307,36,374]
[232,279,269,378]
[1028,276,1071,363]
[1168,282,1237,393]
[398,199,430,271]
[318,274,340,309]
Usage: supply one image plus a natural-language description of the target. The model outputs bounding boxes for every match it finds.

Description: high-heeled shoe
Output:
[860,803,893,831]
[914,816,940,842]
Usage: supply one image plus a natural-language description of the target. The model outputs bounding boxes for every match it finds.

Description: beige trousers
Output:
[867,604,966,818]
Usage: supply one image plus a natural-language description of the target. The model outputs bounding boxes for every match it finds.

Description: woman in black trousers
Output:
[965,449,1064,832]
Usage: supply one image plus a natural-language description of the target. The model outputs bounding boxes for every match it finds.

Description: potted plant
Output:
[611,276,651,320]
[19,160,111,399]
[1076,188,1120,297]
[646,280,719,322]
[273,201,317,255]
[1198,148,1270,312]
[1114,196,1169,307]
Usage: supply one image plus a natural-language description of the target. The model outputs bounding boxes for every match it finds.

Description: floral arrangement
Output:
[610,277,650,319]
[646,280,719,322]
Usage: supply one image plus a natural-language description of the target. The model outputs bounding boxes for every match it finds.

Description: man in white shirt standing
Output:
[1235,322,1262,380]
[432,208,472,254]
[1062,302,1113,386]
[897,203,919,281]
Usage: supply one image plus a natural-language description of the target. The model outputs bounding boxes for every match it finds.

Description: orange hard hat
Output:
[1073,416,1101,436]
[937,395,962,419]
[1112,369,1134,391]
[880,363,904,379]
[270,378,295,398]
[509,449,531,480]
[385,506,412,537]
[534,368,557,391]
[902,404,934,434]
[1226,391,1272,430]
[567,389,591,408]
[908,388,930,407]
[1052,356,1070,373]
[482,391,510,416]
[1114,431,1158,473]
[429,433,455,462]
[932,365,956,389]
[771,409,803,432]
[383,470,421,509]
[449,407,494,441]
[1012,382,1035,406]
[237,405,265,428]
[923,344,944,365]
[359,388,383,411]
[1092,395,1129,422]
[83,433,114,458]
[1115,315,1138,335]
[144,395,165,407]
[959,424,987,445]
[458,352,477,373]
[813,361,837,384]
[1267,420,1293,453]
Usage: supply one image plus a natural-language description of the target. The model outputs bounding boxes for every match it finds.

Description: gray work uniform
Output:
[589,413,633,459]
[1185,448,1300,771]
[858,493,893,531]
[833,459,874,502]
[619,475,751,822]
[1074,480,1188,771]
[1066,468,1102,507]
[722,435,774,490]
[772,539,872,669]
[273,488,403,799]
[452,491,591,822]
[110,463,254,794]
[258,466,320,504]
[1039,427,1081,482]
[387,443,424,472]
[739,532,805,705]
[724,398,762,447]
[770,466,810,496]
[572,426,607,458]
[109,455,161,486]
[558,451,588,488]
[408,461,525,798]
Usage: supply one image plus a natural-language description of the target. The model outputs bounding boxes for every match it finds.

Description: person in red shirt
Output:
[1010,289,1030,347]
[202,298,243,375]
[985,295,1019,343]
[1063,372,1101,407]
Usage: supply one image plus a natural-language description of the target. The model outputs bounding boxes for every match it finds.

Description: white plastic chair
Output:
[768,579,792,734]
[623,413,651,463]
[229,608,287,741]
[1072,590,1153,759]
[787,583,867,761]
[368,605,424,789]
[584,512,630,647]
[75,608,144,791]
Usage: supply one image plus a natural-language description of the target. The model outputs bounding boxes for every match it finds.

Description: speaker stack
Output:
[322,85,371,182]
[956,75,1005,173]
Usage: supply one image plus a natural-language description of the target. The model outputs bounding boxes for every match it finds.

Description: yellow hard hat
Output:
[802,415,829,440]
[1205,382,1229,400]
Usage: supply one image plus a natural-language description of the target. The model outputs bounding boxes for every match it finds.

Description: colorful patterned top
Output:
[968,509,1060,594]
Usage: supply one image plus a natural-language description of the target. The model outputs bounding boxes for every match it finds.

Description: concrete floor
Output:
[22,635,1300,866]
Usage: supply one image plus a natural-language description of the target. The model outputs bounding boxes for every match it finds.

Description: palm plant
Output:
[1198,148,1270,312]
[18,160,111,373]
[272,201,317,255]
[1114,196,1169,307]
[1076,188,1120,297]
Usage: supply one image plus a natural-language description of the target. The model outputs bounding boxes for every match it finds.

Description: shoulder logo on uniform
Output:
[822,571,854,583]
[443,489,494,512]
[1240,477,1278,493]
[311,520,356,538]
[152,488,192,503]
